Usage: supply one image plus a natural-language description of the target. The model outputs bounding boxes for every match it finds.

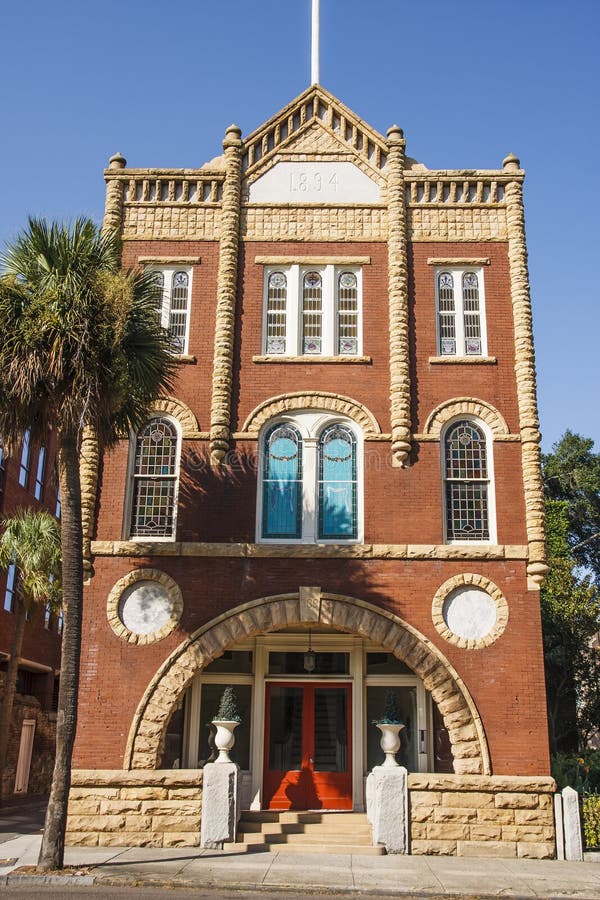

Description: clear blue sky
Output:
[1,0,598,452]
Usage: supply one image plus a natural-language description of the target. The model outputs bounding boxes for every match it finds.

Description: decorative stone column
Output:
[209,125,243,464]
[80,427,100,572]
[386,126,412,467]
[103,152,127,232]
[503,153,548,586]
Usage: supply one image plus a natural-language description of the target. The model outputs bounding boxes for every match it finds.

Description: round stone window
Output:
[432,575,508,649]
[107,569,183,644]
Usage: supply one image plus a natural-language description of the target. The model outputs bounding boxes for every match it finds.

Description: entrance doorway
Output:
[263,682,352,809]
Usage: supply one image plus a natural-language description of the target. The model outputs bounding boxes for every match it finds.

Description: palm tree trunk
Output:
[38,433,83,870]
[0,599,27,806]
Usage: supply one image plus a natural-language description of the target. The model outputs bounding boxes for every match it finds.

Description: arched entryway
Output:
[124,591,490,794]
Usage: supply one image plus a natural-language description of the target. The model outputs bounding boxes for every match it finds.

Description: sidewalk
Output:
[1,801,600,898]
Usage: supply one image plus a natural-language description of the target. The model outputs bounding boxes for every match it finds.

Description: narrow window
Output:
[57,607,64,635]
[302,272,322,354]
[262,424,302,539]
[44,602,52,629]
[55,488,61,520]
[462,273,482,355]
[19,429,31,487]
[4,563,16,613]
[265,272,287,354]
[0,443,4,493]
[130,417,179,538]
[438,273,456,356]
[168,271,190,353]
[337,272,358,355]
[34,446,46,500]
[445,421,490,541]
[318,424,357,540]
[152,271,165,319]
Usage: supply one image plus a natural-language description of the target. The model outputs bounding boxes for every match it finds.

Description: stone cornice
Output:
[254,255,371,265]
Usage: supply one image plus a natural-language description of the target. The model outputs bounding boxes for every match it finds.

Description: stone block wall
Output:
[67,770,203,848]
[408,774,556,858]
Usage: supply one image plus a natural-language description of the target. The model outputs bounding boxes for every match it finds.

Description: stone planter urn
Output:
[212,720,240,764]
[376,722,405,767]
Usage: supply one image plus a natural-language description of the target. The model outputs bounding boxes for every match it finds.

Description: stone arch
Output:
[241,392,382,436]
[150,396,202,438]
[124,591,490,775]
[423,397,510,439]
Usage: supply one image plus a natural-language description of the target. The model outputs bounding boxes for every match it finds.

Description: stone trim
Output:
[91,541,528,561]
[422,398,510,438]
[107,568,183,645]
[103,153,127,232]
[252,355,372,365]
[431,574,509,650]
[415,433,520,443]
[254,256,371,266]
[209,125,244,464]
[427,258,491,266]
[80,427,100,569]
[503,156,548,586]
[138,256,201,264]
[149,397,201,438]
[386,126,412,467]
[241,391,382,436]
[428,356,497,365]
[124,591,490,776]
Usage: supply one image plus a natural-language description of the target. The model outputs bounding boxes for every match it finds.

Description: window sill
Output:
[252,355,372,364]
[174,354,197,364]
[429,356,497,365]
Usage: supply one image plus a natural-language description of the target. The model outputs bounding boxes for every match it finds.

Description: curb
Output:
[5,874,94,886]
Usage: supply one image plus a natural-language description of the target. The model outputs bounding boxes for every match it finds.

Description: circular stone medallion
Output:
[118,581,174,635]
[442,587,498,641]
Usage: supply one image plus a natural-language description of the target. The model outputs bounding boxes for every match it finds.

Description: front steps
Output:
[233,810,384,855]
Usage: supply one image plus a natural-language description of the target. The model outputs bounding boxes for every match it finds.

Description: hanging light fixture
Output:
[303,628,316,673]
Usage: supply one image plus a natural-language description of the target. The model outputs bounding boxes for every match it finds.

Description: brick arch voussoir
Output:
[423,397,510,438]
[125,593,490,775]
[150,396,202,438]
[241,392,382,436]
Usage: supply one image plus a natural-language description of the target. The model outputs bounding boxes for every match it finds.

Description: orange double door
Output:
[263,682,352,810]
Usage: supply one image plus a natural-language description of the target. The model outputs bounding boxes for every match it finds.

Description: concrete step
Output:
[240,810,368,825]
[234,810,379,855]
[232,842,384,856]
[238,819,371,835]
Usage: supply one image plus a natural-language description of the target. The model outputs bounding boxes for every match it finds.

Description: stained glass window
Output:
[438,272,456,356]
[266,272,287,354]
[462,273,482,355]
[262,424,303,539]
[445,421,489,541]
[302,272,322,354]
[130,417,179,538]
[337,272,358,354]
[168,271,190,353]
[318,424,357,540]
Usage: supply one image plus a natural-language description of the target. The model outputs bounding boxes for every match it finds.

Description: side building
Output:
[68,86,554,857]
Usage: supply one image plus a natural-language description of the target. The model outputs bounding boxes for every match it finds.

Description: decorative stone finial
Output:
[387,125,404,142]
[108,152,127,169]
[223,124,243,150]
[502,152,521,172]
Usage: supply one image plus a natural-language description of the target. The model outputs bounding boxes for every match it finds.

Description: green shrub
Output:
[583,794,600,849]
[551,750,600,793]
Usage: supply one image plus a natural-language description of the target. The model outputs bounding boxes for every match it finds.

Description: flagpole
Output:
[311,0,320,84]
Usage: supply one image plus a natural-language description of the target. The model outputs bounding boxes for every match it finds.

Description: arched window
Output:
[130,417,179,538]
[437,272,456,356]
[336,272,359,355]
[266,272,287,354]
[444,420,490,541]
[302,272,323,354]
[262,424,303,539]
[462,273,482,355]
[318,424,357,539]
[146,267,192,354]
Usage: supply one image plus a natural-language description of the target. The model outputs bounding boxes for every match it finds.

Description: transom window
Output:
[444,420,492,542]
[129,417,180,539]
[436,269,486,356]
[259,412,361,543]
[148,267,192,354]
[264,265,361,357]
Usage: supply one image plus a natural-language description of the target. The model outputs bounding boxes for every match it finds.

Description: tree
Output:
[543,431,600,582]
[541,499,600,752]
[0,218,176,869]
[0,508,61,804]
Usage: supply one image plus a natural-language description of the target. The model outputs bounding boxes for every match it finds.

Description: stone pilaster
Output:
[386,126,411,467]
[503,154,548,586]
[103,152,127,232]
[209,126,243,464]
[80,427,100,572]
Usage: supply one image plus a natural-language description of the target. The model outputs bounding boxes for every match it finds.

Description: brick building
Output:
[0,429,62,796]
[68,86,555,856]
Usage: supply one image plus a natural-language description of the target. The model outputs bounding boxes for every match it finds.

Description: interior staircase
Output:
[233,810,384,855]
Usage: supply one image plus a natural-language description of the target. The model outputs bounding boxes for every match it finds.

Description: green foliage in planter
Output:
[374,690,402,725]
[583,794,600,849]
[213,686,242,723]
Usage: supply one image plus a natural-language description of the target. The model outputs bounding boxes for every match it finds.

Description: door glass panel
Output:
[268,651,349,675]
[268,686,303,771]
[313,688,348,772]
[366,686,417,772]
[198,683,251,769]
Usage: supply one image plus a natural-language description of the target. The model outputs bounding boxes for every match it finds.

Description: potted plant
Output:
[373,690,405,767]
[212,686,242,764]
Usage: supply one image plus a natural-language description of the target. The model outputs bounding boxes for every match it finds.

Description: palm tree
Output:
[0,218,176,869]
[0,508,61,804]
